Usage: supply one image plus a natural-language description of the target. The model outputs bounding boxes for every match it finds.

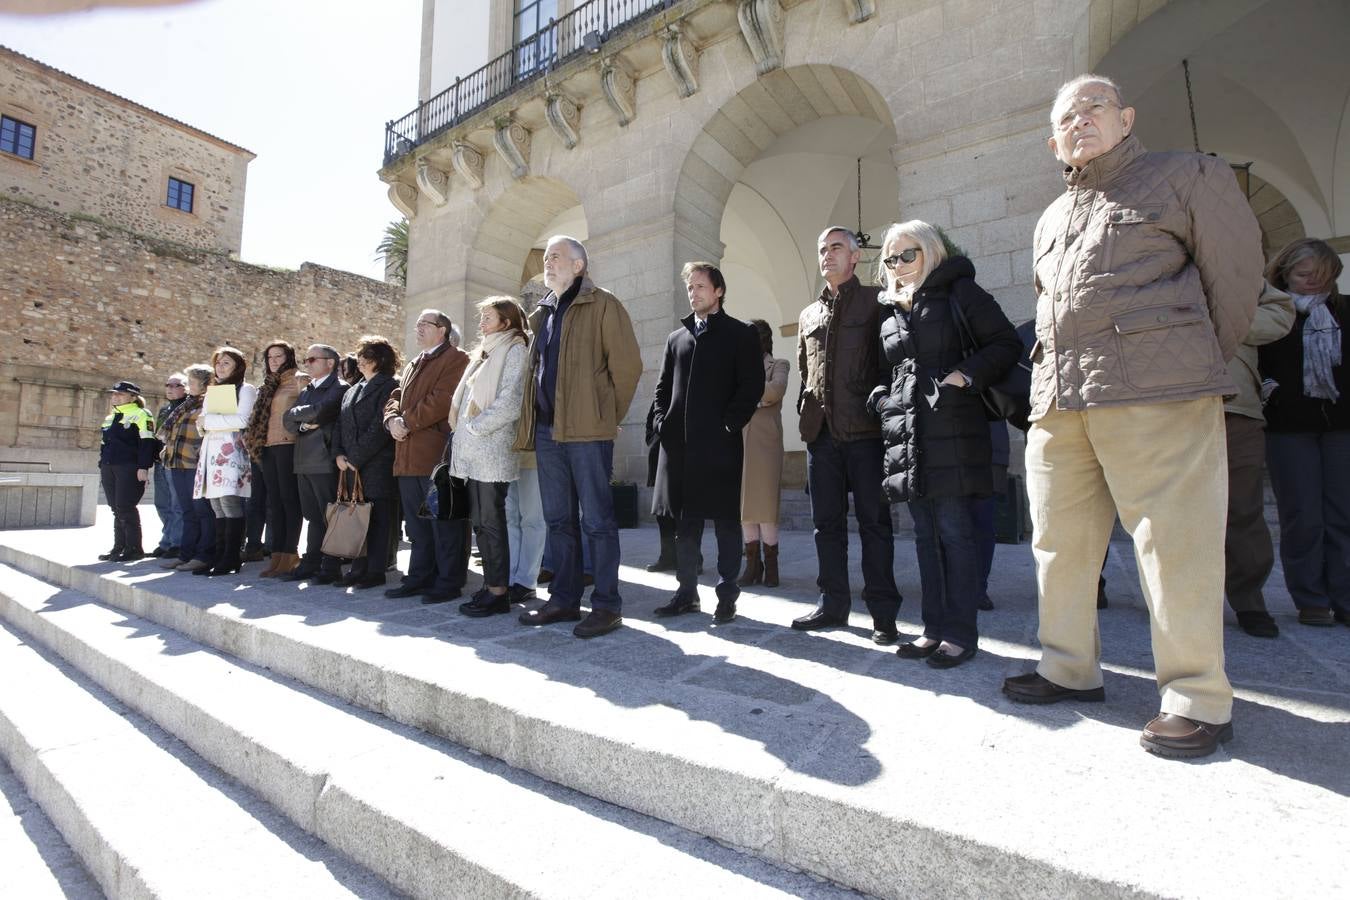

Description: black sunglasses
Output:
[303,356,335,364]
[882,248,921,269]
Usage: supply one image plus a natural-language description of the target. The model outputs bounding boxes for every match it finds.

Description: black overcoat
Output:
[332,373,397,499]
[651,309,765,520]
[872,256,1022,502]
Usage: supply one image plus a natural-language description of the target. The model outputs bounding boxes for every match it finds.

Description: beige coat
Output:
[1030,135,1263,421]
[1225,282,1295,421]
[741,356,789,522]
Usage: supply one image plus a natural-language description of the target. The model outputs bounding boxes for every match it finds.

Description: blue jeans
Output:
[908,495,980,649]
[169,467,213,562]
[1266,430,1350,612]
[153,463,182,549]
[507,469,548,588]
[535,424,622,613]
[806,432,901,623]
[972,494,998,604]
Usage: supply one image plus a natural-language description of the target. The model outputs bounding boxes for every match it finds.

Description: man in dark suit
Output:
[651,262,765,624]
[282,344,348,582]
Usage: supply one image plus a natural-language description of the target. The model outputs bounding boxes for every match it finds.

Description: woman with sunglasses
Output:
[867,221,1021,668]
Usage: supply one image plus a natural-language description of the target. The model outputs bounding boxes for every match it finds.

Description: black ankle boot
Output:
[206,518,244,576]
[194,518,229,576]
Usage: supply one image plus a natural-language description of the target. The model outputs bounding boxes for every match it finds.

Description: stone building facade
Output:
[0,47,404,473]
[379,0,1350,488]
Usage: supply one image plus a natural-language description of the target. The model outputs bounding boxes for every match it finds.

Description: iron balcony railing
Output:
[384,0,678,166]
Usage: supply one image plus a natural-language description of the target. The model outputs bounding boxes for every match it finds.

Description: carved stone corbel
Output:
[842,0,875,23]
[415,159,451,206]
[545,92,581,150]
[493,117,531,179]
[600,58,637,127]
[450,141,485,190]
[387,182,418,219]
[737,0,785,75]
[661,23,699,99]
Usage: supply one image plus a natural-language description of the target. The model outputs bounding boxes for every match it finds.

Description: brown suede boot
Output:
[263,552,299,578]
[761,543,779,587]
[737,540,762,587]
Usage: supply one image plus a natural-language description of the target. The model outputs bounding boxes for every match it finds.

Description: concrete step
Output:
[0,615,399,900]
[0,565,855,899]
[1,522,1345,899]
[0,756,103,899]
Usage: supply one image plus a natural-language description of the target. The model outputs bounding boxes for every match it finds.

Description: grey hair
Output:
[817,225,860,253]
[449,323,462,348]
[418,309,453,334]
[875,220,949,298]
[166,371,187,386]
[183,364,213,391]
[308,343,340,361]
[547,235,588,273]
[1051,73,1126,123]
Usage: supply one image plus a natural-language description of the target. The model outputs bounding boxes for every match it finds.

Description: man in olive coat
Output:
[651,263,764,624]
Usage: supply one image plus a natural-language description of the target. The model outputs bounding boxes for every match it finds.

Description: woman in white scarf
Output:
[448,296,530,617]
[1259,238,1349,627]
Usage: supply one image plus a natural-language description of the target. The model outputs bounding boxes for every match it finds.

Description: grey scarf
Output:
[1291,292,1341,402]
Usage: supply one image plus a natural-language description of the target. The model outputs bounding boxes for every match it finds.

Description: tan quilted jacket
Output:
[1029,135,1263,420]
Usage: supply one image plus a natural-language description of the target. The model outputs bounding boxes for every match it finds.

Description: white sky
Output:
[0,0,422,280]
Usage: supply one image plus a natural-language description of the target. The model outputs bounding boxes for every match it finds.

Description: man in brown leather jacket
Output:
[1002,75,1263,760]
[791,225,902,643]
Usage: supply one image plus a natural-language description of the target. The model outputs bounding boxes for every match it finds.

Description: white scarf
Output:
[447,331,525,431]
[1291,292,1341,402]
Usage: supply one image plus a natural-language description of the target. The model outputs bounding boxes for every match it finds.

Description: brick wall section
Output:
[0,46,252,254]
[0,197,404,463]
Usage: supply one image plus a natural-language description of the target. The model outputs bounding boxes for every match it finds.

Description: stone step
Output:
[2,521,1345,899]
[0,756,103,899]
[0,564,854,899]
[0,616,398,900]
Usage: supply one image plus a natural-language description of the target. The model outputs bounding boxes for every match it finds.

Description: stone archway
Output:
[464,176,585,305]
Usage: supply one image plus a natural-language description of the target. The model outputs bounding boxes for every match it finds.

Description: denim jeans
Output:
[535,424,622,613]
[1266,430,1350,613]
[908,494,980,649]
[169,467,212,562]
[506,468,547,588]
[805,432,901,623]
[153,463,182,549]
[971,494,998,604]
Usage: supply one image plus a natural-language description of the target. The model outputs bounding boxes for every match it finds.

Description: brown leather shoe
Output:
[573,609,622,638]
[1002,672,1105,704]
[1140,713,1233,759]
[518,603,582,626]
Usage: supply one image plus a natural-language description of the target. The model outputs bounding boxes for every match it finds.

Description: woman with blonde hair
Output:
[867,220,1021,668]
[1260,238,1349,626]
[193,346,257,577]
[738,319,790,587]
[448,296,530,616]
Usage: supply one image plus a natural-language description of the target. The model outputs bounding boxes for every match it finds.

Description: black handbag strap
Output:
[948,292,979,358]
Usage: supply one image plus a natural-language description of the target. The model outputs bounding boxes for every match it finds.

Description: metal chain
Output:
[1182,58,1201,153]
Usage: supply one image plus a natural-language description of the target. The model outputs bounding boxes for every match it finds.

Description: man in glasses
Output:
[384,310,470,602]
[792,225,903,643]
[283,344,349,583]
[1002,74,1263,759]
[150,372,188,559]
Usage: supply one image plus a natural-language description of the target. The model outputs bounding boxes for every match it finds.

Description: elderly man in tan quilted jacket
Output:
[1002,74,1262,759]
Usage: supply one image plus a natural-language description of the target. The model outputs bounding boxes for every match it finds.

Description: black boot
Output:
[98,510,126,561]
[647,515,677,572]
[117,508,145,561]
[194,517,230,576]
[206,517,244,576]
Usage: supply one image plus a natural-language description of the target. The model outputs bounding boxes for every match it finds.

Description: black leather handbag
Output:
[418,434,470,521]
[949,295,1033,432]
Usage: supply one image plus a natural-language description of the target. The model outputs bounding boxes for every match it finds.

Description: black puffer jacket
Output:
[1258,292,1350,433]
[870,257,1022,502]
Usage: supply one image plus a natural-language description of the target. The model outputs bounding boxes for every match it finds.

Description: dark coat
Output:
[332,373,397,499]
[283,374,349,475]
[796,275,887,443]
[651,309,765,520]
[872,257,1022,502]
[644,398,661,489]
[1258,292,1350,433]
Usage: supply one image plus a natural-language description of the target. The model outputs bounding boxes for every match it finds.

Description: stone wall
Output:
[0,46,252,254]
[0,197,404,471]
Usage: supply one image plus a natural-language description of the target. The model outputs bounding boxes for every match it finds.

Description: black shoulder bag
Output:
[948,295,1033,432]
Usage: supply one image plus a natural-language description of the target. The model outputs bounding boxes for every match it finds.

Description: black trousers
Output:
[261,445,303,554]
[347,495,396,577]
[245,459,269,550]
[100,463,146,551]
[676,516,741,602]
[297,471,339,574]
[468,479,510,588]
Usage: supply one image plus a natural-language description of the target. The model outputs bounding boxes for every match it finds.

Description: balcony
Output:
[384,0,681,167]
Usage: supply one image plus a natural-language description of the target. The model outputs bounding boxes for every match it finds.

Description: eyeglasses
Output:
[303,356,335,364]
[415,319,444,329]
[164,382,184,388]
[882,248,921,269]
